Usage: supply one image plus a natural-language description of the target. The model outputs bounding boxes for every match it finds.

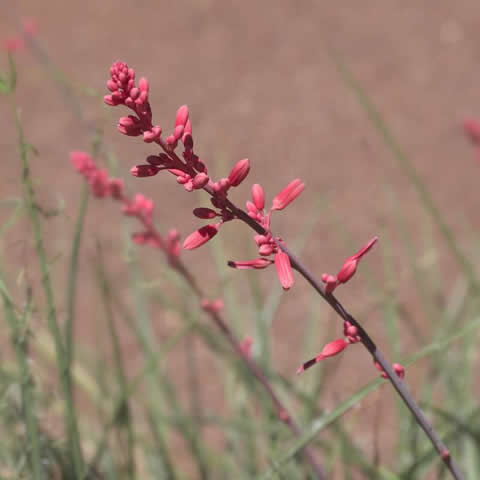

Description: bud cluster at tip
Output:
[103,63,260,254]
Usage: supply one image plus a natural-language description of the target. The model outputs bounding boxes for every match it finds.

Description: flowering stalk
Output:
[71,152,326,479]
[100,61,464,479]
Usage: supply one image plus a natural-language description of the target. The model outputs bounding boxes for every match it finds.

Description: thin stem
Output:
[13,105,86,478]
[222,199,464,479]
[131,207,326,480]
[1,282,43,480]
[150,124,463,479]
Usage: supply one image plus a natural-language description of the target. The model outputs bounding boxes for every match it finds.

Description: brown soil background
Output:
[1,0,479,477]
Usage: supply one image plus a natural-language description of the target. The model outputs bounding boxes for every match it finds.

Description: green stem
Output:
[65,183,89,369]
[1,279,43,480]
[13,105,85,478]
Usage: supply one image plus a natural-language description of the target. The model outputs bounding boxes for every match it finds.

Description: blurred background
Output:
[1,1,479,479]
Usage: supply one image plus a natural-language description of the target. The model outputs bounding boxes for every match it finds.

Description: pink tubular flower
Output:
[322,237,378,293]
[228,158,250,187]
[228,258,273,270]
[183,224,219,250]
[271,179,305,211]
[337,236,378,284]
[251,184,265,211]
[297,338,349,374]
[274,251,294,290]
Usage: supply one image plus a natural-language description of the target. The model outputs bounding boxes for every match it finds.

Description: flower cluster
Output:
[297,320,405,379]
[464,118,480,162]
[103,61,305,290]
[70,151,180,262]
[227,180,304,290]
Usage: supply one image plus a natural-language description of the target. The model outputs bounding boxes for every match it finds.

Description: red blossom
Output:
[228,158,250,187]
[337,236,378,284]
[271,179,305,211]
[274,251,294,290]
[297,338,349,374]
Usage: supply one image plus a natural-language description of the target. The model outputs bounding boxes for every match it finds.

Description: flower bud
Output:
[183,224,219,250]
[193,207,218,219]
[130,164,160,177]
[192,172,210,189]
[228,158,250,187]
[251,184,265,210]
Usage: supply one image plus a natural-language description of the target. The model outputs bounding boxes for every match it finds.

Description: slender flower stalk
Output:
[99,61,464,480]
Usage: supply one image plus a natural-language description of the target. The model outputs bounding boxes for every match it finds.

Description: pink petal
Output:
[183,224,219,250]
[271,179,305,211]
[274,251,294,290]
